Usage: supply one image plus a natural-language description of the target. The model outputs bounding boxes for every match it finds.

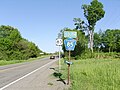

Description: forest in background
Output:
[60,28,120,59]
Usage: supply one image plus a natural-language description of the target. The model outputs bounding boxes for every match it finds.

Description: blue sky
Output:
[0,0,120,53]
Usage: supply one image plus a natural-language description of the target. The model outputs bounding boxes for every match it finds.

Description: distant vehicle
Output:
[56,54,65,58]
[50,55,55,59]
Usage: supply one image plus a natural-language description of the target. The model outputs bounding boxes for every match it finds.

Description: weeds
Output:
[61,59,120,90]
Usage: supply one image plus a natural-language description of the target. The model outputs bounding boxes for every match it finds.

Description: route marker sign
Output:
[56,38,63,46]
[64,38,76,51]
[56,38,63,72]
[64,31,77,38]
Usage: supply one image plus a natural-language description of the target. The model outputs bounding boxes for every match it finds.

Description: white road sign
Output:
[56,38,63,46]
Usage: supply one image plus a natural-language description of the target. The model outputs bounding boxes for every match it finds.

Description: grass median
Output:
[61,58,120,90]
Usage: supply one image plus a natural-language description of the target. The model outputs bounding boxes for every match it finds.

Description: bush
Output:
[0,25,42,60]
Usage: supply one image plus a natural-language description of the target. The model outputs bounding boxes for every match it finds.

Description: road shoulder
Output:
[2,60,69,90]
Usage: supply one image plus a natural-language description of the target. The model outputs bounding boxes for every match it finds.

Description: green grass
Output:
[61,58,120,90]
[0,55,49,66]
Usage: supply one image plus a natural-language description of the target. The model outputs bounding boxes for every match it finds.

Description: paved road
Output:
[0,57,59,90]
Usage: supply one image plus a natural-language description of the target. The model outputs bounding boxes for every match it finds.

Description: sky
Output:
[0,0,120,53]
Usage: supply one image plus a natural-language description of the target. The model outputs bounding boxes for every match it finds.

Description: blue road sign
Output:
[64,38,76,51]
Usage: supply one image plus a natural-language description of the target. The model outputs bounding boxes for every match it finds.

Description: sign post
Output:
[68,50,70,85]
[64,37,76,85]
[56,38,63,72]
[59,45,61,72]
[64,31,77,85]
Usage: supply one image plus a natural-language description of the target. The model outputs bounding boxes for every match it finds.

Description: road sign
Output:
[64,60,73,65]
[56,38,63,46]
[63,31,77,85]
[64,31,77,38]
[64,38,76,51]
[56,38,63,72]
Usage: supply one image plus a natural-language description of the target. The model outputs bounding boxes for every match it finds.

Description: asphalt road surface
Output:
[0,57,67,90]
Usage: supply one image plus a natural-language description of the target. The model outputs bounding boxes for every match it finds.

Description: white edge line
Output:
[0,60,57,90]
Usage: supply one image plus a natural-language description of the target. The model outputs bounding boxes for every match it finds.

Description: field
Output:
[0,55,48,66]
[61,58,120,90]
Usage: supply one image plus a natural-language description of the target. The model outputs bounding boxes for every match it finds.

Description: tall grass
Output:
[61,59,120,90]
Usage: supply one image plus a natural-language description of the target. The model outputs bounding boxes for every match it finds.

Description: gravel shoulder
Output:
[43,61,69,90]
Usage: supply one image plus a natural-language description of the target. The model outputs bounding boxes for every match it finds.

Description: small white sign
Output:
[56,38,63,46]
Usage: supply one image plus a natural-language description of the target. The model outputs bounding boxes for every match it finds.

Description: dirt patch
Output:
[46,61,70,90]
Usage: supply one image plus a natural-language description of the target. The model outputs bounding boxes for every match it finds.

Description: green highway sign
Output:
[64,31,77,38]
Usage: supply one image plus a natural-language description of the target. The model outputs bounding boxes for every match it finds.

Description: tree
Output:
[103,29,115,52]
[115,30,120,52]
[102,29,120,52]
[74,0,105,53]
[0,25,42,60]
[94,30,103,51]
[71,30,87,58]
[94,33,101,50]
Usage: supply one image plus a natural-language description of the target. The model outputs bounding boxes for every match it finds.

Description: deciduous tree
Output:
[74,0,105,53]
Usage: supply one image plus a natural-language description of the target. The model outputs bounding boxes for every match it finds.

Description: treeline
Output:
[0,25,42,60]
[60,28,120,59]
[94,29,120,52]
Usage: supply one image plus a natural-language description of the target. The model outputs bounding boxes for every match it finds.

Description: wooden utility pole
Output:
[67,50,71,85]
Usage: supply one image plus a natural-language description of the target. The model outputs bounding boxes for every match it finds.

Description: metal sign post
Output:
[58,45,61,72]
[56,38,63,72]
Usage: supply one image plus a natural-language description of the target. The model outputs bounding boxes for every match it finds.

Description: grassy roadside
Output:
[0,55,49,66]
[61,58,120,90]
